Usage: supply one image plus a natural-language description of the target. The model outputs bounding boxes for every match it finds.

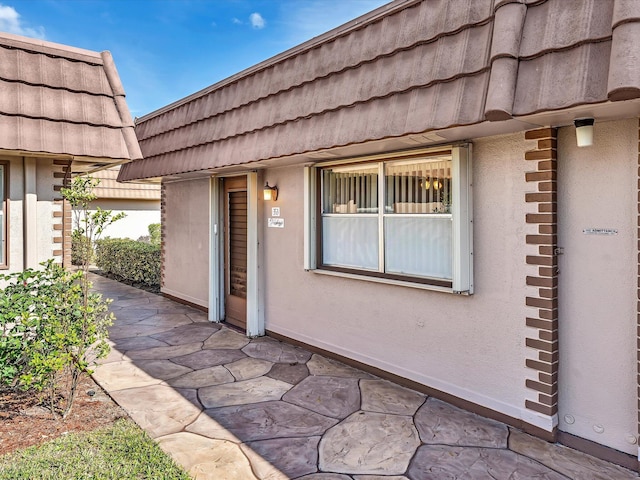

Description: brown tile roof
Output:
[91,167,160,200]
[120,0,640,181]
[0,32,142,164]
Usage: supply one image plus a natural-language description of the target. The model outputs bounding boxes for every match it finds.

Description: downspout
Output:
[23,157,37,269]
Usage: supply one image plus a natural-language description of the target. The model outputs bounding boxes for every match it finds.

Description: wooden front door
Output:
[224,176,247,329]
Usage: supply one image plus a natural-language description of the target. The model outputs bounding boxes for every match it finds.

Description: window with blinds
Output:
[311,146,472,292]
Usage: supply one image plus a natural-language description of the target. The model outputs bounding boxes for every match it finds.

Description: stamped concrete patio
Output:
[91,273,638,480]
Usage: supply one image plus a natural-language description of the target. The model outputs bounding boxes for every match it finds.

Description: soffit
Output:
[90,167,160,200]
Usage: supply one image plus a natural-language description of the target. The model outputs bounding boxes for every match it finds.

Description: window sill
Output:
[309,268,471,295]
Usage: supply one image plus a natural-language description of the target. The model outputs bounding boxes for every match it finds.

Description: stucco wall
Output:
[35,159,59,264]
[1,156,60,276]
[262,132,533,423]
[155,121,638,449]
[6,156,24,272]
[557,118,637,454]
[89,199,160,240]
[162,178,209,307]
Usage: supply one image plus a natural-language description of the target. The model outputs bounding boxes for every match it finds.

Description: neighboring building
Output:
[90,167,160,240]
[0,31,142,272]
[119,0,640,469]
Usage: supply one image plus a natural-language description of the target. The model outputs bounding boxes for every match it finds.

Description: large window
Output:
[304,146,472,292]
[0,162,6,268]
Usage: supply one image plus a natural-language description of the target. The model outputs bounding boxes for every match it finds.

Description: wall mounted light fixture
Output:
[574,118,595,147]
[263,182,278,201]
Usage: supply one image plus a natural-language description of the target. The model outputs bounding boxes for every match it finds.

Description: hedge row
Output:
[95,239,160,288]
[71,231,92,266]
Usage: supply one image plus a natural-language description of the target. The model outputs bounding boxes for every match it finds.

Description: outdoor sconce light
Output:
[574,118,594,147]
[263,182,278,201]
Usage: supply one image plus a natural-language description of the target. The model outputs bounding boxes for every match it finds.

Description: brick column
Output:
[524,127,559,425]
[52,159,73,267]
[62,200,72,267]
[51,208,63,259]
[160,182,166,288]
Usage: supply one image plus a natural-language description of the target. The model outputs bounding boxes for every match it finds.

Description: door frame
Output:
[209,172,264,337]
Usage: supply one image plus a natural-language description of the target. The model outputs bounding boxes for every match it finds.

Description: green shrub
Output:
[71,230,93,266]
[62,175,125,271]
[0,261,77,390]
[95,239,161,287]
[0,260,113,417]
[148,223,161,246]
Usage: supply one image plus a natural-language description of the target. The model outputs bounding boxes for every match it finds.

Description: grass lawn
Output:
[0,418,190,479]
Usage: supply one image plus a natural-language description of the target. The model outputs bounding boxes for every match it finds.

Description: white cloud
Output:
[0,4,45,38]
[232,17,242,25]
[249,12,265,29]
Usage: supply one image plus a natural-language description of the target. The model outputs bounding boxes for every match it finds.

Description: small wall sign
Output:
[271,207,280,217]
[268,218,285,228]
[583,228,618,236]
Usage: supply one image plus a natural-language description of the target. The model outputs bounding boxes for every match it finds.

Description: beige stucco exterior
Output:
[88,198,160,240]
[158,131,540,427]
[161,178,210,307]
[1,156,63,277]
[158,119,639,458]
[262,133,536,426]
[557,118,638,455]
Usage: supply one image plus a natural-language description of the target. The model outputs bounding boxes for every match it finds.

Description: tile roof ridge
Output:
[100,50,143,161]
[0,31,103,64]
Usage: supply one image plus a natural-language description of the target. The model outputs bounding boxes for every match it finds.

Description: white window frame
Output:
[304,145,473,294]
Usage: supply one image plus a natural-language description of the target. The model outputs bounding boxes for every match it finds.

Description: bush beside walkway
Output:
[95,239,161,289]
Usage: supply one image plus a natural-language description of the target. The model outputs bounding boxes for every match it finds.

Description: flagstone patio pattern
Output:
[91,273,639,480]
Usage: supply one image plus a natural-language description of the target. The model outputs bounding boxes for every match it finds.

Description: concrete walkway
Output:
[91,274,638,480]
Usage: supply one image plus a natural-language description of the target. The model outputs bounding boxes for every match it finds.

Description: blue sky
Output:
[0,0,388,117]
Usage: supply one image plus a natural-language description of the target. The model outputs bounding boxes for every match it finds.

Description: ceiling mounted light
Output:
[574,118,595,147]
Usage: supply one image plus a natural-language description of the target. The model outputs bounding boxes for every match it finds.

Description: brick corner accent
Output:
[524,127,559,425]
[52,160,73,267]
[160,182,166,288]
